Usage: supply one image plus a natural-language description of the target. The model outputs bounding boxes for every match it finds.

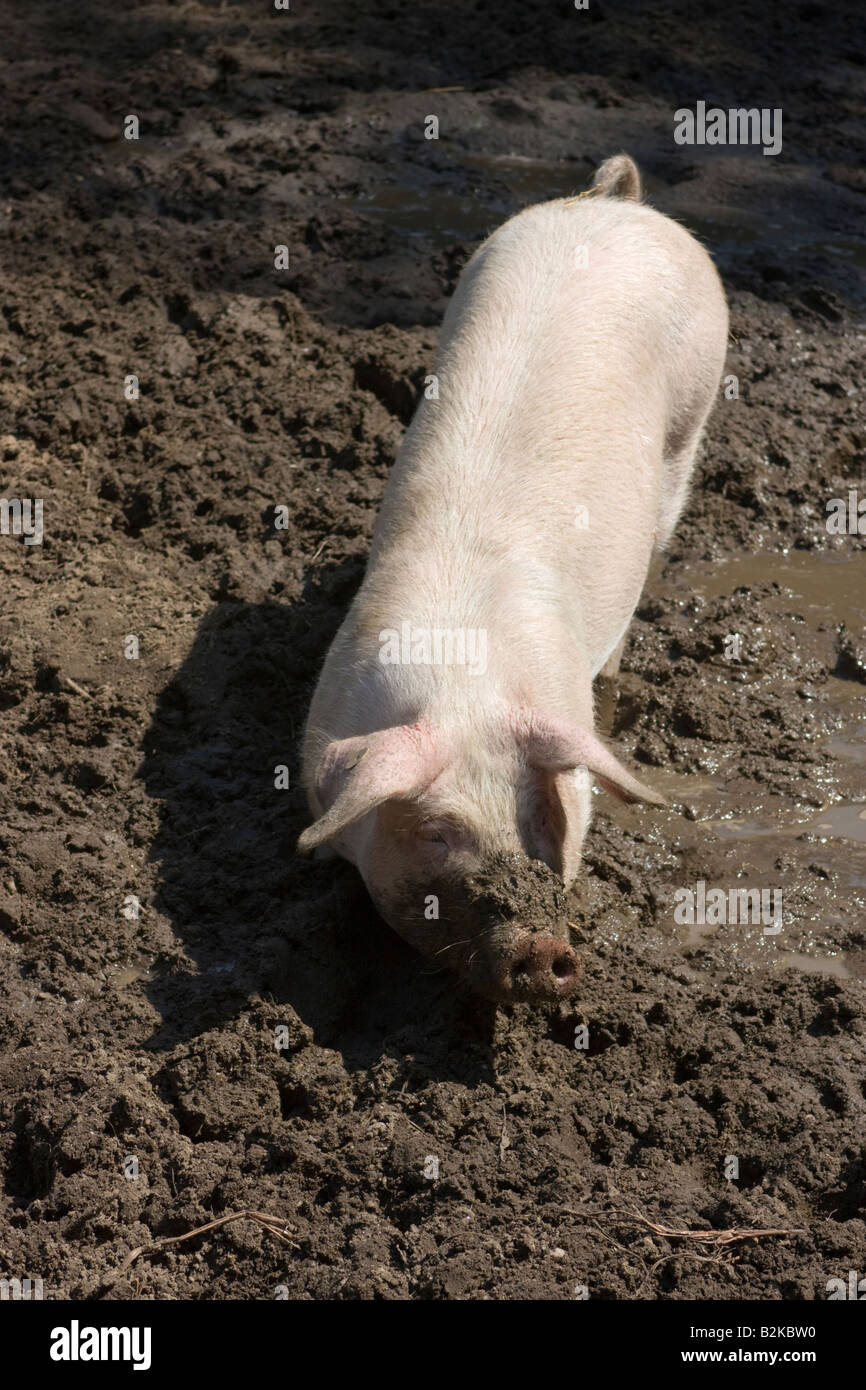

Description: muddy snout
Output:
[473,925,582,1004]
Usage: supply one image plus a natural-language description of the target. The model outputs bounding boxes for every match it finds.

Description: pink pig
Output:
[298,155,728,1003]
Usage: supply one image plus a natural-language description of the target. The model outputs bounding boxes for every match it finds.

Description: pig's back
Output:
[429,194,725,451]
[362,194,727,673]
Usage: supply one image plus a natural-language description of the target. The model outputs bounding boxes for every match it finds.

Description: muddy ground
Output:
[1,0,865,1301]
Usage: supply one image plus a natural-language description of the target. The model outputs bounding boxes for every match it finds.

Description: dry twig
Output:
[612,1208,804,1246]
[117,1208,300,1276]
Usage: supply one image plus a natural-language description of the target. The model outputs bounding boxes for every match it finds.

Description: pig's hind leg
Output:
[599,633,628,682]
[594,633,629,733]
[656,300,728,549]
[655,392,717,551]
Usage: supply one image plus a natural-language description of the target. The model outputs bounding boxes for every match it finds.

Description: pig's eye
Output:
[417,824,449,847]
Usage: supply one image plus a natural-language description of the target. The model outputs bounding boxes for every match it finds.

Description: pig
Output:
[298,154,728,1004]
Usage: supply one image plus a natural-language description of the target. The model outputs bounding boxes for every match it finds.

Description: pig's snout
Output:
[480,929,582,1003]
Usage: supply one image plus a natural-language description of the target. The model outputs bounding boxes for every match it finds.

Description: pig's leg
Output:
[594,633,628,734]
[656,331,726,549]
[599,633,628,682]
[657,409,716,550]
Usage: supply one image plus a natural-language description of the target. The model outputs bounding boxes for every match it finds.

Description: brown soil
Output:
[1,0,865,1300]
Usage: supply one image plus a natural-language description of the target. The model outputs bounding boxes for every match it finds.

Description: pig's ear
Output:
[297,724,443,853]
[516,711,667,807]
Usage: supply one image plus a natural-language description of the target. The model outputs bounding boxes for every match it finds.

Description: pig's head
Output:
[297,709,665,1003]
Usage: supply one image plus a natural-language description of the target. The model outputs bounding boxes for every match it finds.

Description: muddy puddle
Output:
[638,547,866,981]
[707,801,866,845]
[657,186,866,275]
[668,545,866,805]
[112,958,157,990]
[354,154,866,287]
[355,154,587,240]
[685,549,866,632]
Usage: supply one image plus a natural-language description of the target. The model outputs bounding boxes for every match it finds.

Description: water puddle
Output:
[352,157,866,284]
[651,547,866,980]
[672,548,866,820]
[679,919,856,980]
[683,549,866,636]
[113,958,156,989]
[707,802,866,845]
[665,208,866,272]
[356,182,500,240]
[354,154,586,240]
[774,949,855,980]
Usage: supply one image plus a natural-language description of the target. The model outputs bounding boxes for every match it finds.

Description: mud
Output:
[1,0,865,1300]
[419,852,584,1004]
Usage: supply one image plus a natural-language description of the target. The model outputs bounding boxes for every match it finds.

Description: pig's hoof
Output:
[496,933,582,1003]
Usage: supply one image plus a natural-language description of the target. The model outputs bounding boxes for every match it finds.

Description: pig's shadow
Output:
[138,589,497,1081]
